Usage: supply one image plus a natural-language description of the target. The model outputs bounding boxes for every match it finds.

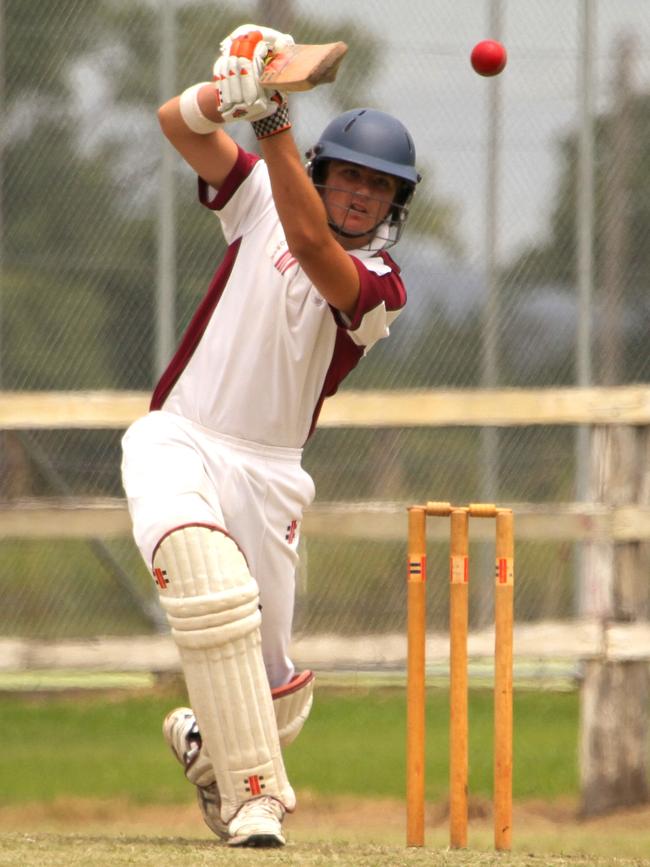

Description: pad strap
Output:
[272,670,315,746]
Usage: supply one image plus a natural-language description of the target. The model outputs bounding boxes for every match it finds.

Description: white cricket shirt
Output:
[151,146,407,448]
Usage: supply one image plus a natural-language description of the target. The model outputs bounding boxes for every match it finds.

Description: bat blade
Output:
[260,41,348,92]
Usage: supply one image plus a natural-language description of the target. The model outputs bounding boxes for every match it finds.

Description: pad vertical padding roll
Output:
[153,524,296,820]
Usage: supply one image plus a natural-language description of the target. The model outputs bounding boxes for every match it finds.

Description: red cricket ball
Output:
[471,40,507,77]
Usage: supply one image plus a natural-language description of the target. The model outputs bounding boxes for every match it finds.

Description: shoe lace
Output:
[238,796,283,822]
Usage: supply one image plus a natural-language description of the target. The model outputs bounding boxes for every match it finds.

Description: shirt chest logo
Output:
[269,239,298,275]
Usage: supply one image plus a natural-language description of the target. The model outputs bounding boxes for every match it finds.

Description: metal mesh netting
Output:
[1,0,649,642]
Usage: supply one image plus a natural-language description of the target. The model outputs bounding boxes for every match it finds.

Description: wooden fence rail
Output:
[2,498,650,542]
[2,385,650,428]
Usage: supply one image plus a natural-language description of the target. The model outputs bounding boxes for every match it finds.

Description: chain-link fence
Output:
[2,0,650,644]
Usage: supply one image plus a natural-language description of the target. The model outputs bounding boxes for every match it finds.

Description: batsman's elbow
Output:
[157,99,179,137]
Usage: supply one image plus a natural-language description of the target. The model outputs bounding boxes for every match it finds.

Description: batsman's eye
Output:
[373,177,393,192]
[345,169,390,187]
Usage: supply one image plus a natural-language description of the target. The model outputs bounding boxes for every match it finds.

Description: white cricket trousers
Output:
[121,410,315,688]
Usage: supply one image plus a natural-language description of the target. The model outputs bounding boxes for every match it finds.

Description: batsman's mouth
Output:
[324,193,388,239]
[333,201,377,223]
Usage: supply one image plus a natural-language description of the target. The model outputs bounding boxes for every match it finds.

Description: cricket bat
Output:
[260,42,348,92]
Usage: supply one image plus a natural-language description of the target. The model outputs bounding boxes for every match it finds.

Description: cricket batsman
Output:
[121,23,420,847]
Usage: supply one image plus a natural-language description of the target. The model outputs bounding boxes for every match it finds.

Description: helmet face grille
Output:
[311,180,414,252]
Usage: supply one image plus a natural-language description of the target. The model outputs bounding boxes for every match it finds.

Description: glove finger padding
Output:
[212,54,231,108]
[220,23,295,56]
[231,33,267,105]
[213,29,283,122]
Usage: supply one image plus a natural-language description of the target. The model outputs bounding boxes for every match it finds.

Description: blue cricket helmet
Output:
[307,108,421,248]
[308,108,420,190]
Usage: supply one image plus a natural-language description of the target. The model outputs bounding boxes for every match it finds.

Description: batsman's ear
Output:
[305,145,328,184]
[304,144,322,167]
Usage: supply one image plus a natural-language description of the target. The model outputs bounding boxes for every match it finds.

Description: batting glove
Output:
[213,24,294,123]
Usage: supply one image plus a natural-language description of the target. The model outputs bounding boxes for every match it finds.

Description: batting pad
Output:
[272,670,315,746]
[153,525,296,820]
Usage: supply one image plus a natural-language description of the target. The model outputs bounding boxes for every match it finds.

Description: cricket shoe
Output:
[227,796,286,847]
[162,707,229,840]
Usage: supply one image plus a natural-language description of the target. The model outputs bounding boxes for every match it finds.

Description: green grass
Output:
[2,539,154,638]
[4,686,650,865]
[0,685,579,805]
[1,834,645,867]
[286,687,578,801]
[4,834,645,867]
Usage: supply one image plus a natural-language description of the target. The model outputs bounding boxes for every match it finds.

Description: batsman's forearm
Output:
[259,131,332,253]
[260,128,361,317]
[157,88,238,190]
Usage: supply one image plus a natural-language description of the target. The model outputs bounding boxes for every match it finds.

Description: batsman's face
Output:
[322,161,399,247]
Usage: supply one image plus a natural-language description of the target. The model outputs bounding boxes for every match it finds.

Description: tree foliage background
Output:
[1,0,650,639]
